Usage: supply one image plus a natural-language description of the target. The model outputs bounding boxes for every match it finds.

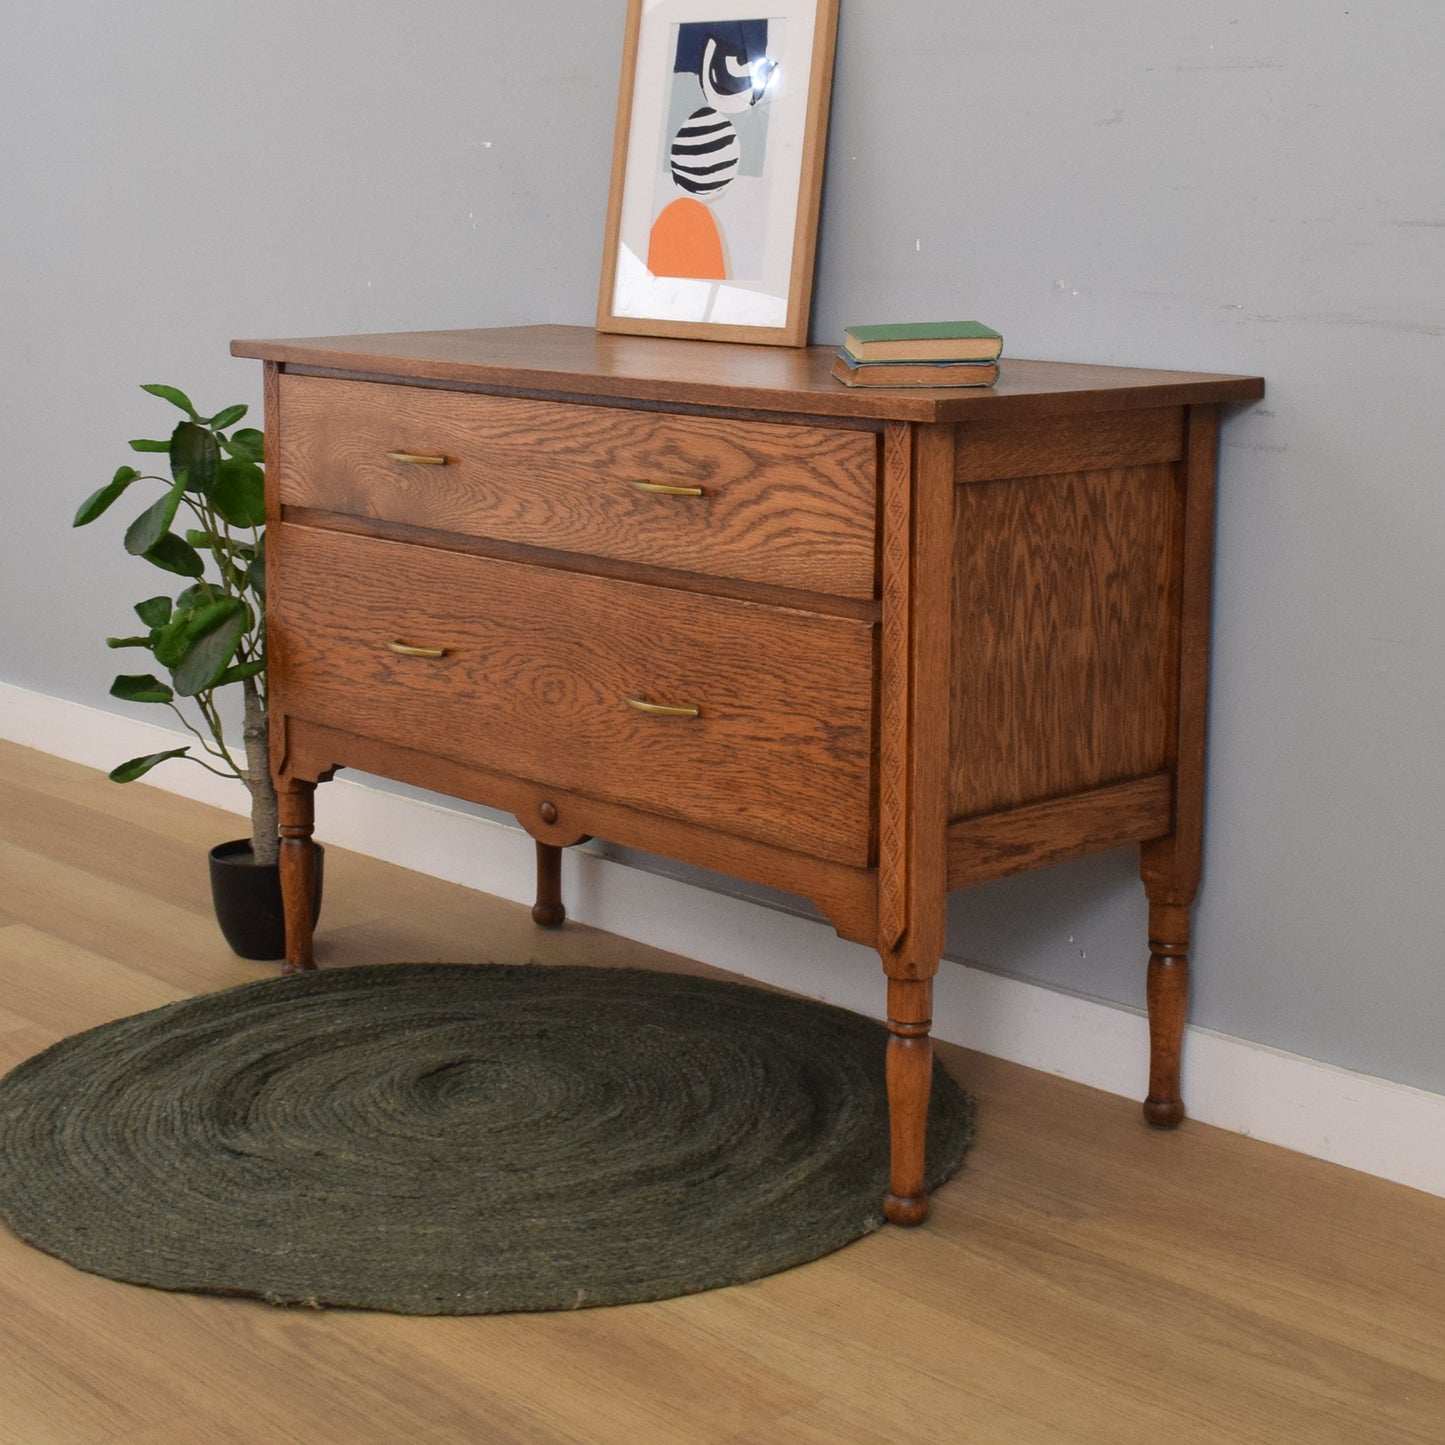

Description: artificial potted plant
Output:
[73,383,319,959]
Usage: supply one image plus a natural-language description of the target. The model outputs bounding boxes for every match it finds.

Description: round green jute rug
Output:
[0,963,973,1314]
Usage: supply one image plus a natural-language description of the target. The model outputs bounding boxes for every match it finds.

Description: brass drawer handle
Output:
[386,451,449,466]
[627,479,707,498]
[387,640,448,659]
[625,695,701,719]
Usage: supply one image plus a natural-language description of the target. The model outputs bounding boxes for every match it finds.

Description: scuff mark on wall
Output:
[1176,58,1286,73]
[1245,311,1445,336]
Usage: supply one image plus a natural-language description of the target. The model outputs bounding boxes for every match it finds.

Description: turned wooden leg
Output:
[1143,900,1191,1127]
[1136,403,1218,1128]
[531,840,566,928]
[883,976,934,1226]
[277,780,318,974]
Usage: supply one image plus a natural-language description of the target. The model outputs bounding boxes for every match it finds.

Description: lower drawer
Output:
[270,525,876,866]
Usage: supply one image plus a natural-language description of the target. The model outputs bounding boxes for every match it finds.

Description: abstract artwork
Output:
[597,0,839,347]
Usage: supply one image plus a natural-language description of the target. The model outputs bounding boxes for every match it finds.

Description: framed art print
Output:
[596,0,839,347]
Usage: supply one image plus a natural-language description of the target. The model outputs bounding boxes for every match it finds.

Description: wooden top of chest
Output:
[232,324,1264,425]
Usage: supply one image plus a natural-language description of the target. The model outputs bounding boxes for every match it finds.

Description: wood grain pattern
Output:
[947,773,1173,889]
[282,506,881,624]
[231,325,1265,424]
[282,719,879,946]
[270,525,875,866]
[895,423,956,978]
[9,740,1443,1445]
[954,406,1184,484]
[1140,405,1220,909]
[278,373,880,598]
[876,421,912,955]
[950,463,1176,817]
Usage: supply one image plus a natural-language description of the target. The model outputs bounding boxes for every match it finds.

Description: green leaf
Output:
[213,459,265,528]
[151,613,191,669]
[221,427,265,463]
[207,403,248,430]
[129,438,171,453]
[215,658,265,686]
[74,467,140,527]
[183,597,243,633]
[124,473,188,556]
[135,595,172,628]
[140,383,197,418]
[109,747,190,783]
[170,420,219,495]
[173,597,247,695]
[174,582,212,612]
[142,531,206,577]
[110,673,174,704]
[105,635,153,649]
[184,529,219,550]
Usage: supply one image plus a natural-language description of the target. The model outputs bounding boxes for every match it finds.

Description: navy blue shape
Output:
[673,20,770,79]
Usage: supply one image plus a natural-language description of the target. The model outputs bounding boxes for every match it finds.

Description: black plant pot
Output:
[207,839,324,961]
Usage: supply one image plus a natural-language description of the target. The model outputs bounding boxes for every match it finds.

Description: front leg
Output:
[1140,823,1200,1128]
[883,975,935,1225]
[277,779,318,973]
[1142,896,1192,1127]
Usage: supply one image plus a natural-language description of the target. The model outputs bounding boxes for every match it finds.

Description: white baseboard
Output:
[4,679,1442,1200]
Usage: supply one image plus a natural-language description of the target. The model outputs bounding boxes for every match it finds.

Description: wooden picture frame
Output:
[596,0,839,348]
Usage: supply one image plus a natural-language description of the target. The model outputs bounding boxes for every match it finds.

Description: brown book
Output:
[831,353,999,388]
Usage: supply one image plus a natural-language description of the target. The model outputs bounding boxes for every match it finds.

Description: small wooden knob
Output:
[538,801,558,825]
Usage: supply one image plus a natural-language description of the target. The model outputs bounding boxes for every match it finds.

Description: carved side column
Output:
[877,420,955,1224]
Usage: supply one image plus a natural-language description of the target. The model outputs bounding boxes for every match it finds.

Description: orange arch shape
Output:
[647,198,727,280]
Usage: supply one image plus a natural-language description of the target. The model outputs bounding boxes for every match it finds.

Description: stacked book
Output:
[832,320,1003,388]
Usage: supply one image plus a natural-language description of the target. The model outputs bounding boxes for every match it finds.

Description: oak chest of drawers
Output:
[232,324,1263,1223]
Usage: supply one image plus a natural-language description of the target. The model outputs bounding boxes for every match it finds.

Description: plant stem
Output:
[242,676,278,865]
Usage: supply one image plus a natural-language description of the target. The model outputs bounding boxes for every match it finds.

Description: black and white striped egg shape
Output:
[669,107,740,199]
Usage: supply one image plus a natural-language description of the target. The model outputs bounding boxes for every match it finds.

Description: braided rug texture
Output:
[0,963,973,1314]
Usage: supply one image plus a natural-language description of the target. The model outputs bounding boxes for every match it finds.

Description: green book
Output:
[842,320,1003,363]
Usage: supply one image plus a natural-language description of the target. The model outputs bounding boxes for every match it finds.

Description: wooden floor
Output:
[2,739,1443,1444]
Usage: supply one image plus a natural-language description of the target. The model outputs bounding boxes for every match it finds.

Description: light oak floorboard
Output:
[1,739,1443,1444]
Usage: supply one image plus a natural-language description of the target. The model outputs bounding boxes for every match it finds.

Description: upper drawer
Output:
[275,373,879,599]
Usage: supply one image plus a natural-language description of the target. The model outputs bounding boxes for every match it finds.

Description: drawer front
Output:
[271,525,876,865]
[276,373,879,598]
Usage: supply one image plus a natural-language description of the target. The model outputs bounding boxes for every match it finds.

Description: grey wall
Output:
[4,3,1441,1093]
